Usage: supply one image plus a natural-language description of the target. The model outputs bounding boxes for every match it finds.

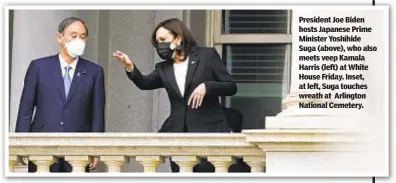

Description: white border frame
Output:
[4,4,389,178]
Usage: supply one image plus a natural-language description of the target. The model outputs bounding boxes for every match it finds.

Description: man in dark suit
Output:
[15,17,105,173]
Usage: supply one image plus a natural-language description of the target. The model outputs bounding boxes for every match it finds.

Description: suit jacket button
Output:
[60,121,64,126]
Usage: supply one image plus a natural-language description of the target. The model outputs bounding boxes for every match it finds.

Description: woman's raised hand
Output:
[113,50,134,72]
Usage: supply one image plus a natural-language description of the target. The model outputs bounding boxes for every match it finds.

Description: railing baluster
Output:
[101,156,128,173]
[136,156,164,173]
[65,156,92,173]
[207,156,235,173]
[29,156,56,173]
[8,156,19,172]
[172,156,198,173]
[244,156,265,173]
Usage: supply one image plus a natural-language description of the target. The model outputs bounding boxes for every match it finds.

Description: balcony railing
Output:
[8,129,363,174]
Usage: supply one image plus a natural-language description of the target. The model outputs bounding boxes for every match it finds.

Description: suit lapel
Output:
[166,61,183,98]
[65,59,87,103]
[47,55,66,101]
[165,48,200,99]
[184,49,200,95]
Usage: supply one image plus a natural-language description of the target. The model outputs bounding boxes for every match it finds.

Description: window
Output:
[222,10,289,34]
[209,10,292,129]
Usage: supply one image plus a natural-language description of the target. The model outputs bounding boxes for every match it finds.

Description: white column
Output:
[101,156,128,173]
[136,156,164,173]
[65,156,92,173]
[207,156,235,173]
[172,156,199,173]
[10,10,77,132]
[29,156,56,173]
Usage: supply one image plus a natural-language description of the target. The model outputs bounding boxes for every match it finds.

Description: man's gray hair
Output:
[58,17,88,36]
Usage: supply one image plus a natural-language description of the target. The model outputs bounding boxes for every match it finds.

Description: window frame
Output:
[205,9,293,107]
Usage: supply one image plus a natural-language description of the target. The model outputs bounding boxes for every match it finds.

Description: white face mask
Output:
[65,38,86,58]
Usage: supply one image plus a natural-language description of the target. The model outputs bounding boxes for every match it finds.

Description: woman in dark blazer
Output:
[113,18,237,172]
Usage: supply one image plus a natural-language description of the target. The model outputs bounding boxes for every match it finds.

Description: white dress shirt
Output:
[173,57,189,97]
[59,54,79,80]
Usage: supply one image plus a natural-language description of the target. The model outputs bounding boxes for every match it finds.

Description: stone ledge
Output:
[9,133,252,147]
[243,129,366,152]
[9,130,363,157]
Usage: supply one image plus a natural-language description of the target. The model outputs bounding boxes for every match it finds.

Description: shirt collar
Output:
[59,53,79,71]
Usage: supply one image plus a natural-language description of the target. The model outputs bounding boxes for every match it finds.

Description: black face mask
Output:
[156,42,175,60]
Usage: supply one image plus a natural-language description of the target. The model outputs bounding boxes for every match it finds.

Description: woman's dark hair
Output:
[151,18,197,55]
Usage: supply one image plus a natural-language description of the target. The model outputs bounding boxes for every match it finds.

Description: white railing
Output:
[8,129,363,174]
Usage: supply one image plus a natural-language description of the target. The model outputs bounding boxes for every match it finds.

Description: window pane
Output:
[222,10,289,34]
[222,44,290,129]
[230,97,282,129]
[223,44,288,85]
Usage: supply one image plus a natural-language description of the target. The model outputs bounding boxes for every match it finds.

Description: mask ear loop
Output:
[170,42,177,50]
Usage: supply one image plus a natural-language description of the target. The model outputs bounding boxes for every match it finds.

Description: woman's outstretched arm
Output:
[113,50,163,90]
